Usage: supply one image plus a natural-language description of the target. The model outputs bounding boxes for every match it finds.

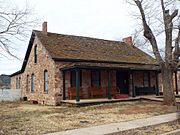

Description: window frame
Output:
[16,77,19,89]
[26,75,29,92]
[143,72,150,87]
[34,45,37,64]
[44,70,48,93]
[31,74,35,92]
[91,70,101,87]
[19,77,21,89]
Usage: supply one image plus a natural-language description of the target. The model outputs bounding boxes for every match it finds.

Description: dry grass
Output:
[0,100,177,135]
[115,120,180,135]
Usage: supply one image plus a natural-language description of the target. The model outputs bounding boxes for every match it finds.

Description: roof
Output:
[11,30,158,77]
[10,70,22,77]
[35,30,157,65]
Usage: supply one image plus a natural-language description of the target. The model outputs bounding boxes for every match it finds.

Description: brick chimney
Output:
[42,21,47,35]
[122,36,133,46]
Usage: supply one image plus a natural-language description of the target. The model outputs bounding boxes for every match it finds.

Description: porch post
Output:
[75,69,80,102]
[175,71,178,95]
[108,70,112,99]
[131,72,135,97]
[62,71,66,100]
[156,72,159,96]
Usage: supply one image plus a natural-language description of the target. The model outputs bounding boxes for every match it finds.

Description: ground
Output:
[0,100,178,135]
[113,120,180,135]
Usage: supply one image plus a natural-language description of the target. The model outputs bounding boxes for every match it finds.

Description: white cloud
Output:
[0,0,137,75]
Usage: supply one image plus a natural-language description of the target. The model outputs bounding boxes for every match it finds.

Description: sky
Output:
[0,0,142,75]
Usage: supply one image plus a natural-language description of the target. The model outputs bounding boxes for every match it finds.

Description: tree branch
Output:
[0,1,38,59]
[173,26,180,61]
[134,0,163,64]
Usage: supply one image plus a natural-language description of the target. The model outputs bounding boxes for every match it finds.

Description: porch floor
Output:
[61,96,156,106]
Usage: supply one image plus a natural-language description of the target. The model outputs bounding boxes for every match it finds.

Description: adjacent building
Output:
[0,74,10,89]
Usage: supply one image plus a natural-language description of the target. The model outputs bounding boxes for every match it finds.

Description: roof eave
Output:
[53,57,159,66]
[10,70,22,77]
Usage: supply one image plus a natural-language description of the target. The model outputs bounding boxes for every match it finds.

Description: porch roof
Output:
[60,62,160,71]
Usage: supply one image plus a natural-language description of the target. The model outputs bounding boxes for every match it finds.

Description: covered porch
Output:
[60,62,161,102]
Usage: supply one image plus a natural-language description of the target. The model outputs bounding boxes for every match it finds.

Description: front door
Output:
[116,71,129,94]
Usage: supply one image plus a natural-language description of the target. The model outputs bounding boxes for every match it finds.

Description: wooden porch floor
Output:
[61,96,157,106]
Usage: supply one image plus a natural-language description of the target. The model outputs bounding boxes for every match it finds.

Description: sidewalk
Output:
[45,113,179,135]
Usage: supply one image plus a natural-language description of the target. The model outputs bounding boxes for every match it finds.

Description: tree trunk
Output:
[161,64,176,105]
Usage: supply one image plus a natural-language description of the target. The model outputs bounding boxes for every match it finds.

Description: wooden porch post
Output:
[108,70,112,99]
[62,71,66,100]
[156,72,159,96]
[75,69,80,102]
[131,72,135,97]
[175,71,178,95]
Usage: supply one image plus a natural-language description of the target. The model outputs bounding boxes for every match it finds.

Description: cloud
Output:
[1,0,136,74]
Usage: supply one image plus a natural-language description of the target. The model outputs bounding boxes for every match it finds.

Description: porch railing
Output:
[135,86,156,96]
[67,86,118,100]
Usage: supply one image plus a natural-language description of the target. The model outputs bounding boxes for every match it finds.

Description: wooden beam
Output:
[148,72,151,87]
[62,71,66,100]
[175,71,178,95]
[131,72,136,97]
[108,70,112,99]
[76,69,80,102]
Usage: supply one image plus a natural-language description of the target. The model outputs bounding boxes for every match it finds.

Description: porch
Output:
[61,95,156,106]
[60,63,160,102]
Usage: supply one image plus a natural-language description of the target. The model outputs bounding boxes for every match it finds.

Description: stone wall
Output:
[11,76,17,89]
[11,35,57,105]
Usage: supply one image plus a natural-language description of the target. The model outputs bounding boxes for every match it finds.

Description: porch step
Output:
[113,94,129,99]
[61,97,140,106]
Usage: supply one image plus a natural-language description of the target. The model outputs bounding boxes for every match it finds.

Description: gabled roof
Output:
[35,30,157,65]
[10,31,36,77]
[11,30,158,76]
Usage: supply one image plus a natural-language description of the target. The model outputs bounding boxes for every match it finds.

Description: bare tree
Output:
[129,0,180,105]
[0,0,37,59]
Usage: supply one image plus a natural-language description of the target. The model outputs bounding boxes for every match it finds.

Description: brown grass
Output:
[0,100,177,135]
[111,120,180,135]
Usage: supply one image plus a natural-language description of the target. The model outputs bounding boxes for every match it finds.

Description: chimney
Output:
[122,36,133,46]
[42,21,47,35]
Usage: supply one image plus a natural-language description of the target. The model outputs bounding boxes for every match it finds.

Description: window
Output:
[91,71,101,87]
[70,70,82,87]
[26,75,29,92]
[44,70,48,93]
[19,77,21,89]
[31,74,35,92]
[143,72,150,87]
[16,77,19,89]
[34,45,37,63]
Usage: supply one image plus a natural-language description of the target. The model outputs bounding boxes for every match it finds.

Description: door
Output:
[116,71,129,94]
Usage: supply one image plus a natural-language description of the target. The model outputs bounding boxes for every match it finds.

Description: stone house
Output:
[10,22,161,105]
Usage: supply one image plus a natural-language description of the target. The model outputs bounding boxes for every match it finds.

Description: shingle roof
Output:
[34,30,157,65]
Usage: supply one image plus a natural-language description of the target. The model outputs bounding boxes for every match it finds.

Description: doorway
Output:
[116,71,129,94]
